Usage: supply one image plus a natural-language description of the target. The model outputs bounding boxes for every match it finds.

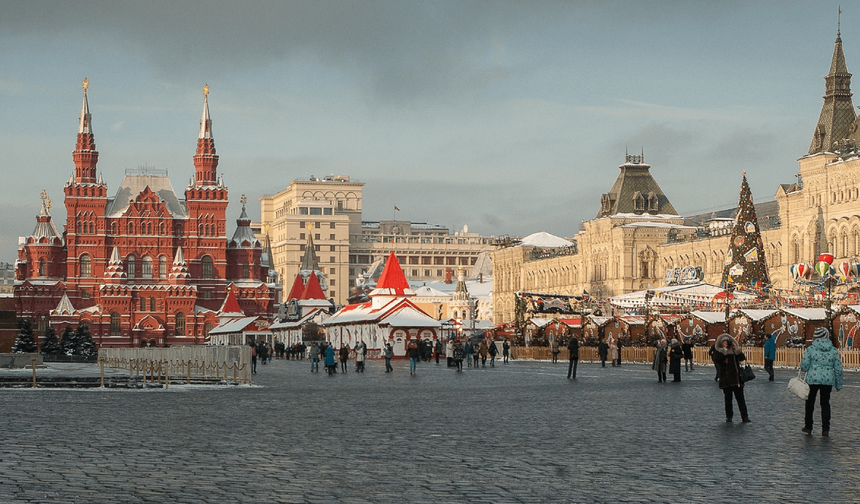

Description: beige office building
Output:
[259,175,494,305]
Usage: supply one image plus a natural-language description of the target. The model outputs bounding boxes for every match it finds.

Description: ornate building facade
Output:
[492,29,860,325]
[14,82,280,347]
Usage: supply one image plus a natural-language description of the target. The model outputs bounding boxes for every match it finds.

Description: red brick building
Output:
[14,81,280,347]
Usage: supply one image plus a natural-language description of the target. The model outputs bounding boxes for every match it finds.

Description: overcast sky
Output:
[0,1,851,261]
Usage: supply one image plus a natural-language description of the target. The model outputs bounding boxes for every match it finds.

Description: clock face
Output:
[391,225,402,235]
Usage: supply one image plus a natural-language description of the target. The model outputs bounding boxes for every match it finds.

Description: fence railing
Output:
[511,346,860,369]
[98,346,251,386]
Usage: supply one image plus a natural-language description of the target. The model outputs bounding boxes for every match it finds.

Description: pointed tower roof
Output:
[595,153,677,218]
[229,195,261,248]
[369,252,415,298]
[104,246,127,282]
[73,77,99,184]
[219,287,245,317]
[286,274,307,301]
[809,24,856,154]
[31,191,62,242]
[53,293,76,316]
[169,247,190,283]
[301,269,327,300]
[301,233,320,271]
[193,83,219,186]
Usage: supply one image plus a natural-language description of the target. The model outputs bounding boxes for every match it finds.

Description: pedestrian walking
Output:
[615,337,623,366]
[383,343,394,373]
[567,336,579,379]
[324,344,337,375]
[598,338,609,367]
[445,339,454,367]
[465,341,473,368]
[653,339,668,383]
[682,337,694,371]
[250,341,257,374]
[453,342,465,372]
[355,341,366,373]
[712,333,750,423]
[488,339,497,366]
[339,344,350,373]
[479,339,489,367]
[800,327,843,436]
[551,340,560,363]
[309,342,320,372]
[764,332,776,381]
[669,338,683,382]
[407,339,420,375]
[503,339,510,363]
[608,335,617,367]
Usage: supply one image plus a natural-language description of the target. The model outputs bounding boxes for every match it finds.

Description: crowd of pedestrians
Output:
[252,328,846,436]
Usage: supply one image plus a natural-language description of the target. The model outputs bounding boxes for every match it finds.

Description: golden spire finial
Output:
[203,83,209,97]
[40,189,47,201]
[46,197,51,210]
[240,194,247,208]
[82,77,89,90]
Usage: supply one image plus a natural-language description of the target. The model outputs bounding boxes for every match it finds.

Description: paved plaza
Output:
[0,356,857,503]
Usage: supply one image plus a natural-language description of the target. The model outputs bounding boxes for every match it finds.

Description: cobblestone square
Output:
[0,358,857,503]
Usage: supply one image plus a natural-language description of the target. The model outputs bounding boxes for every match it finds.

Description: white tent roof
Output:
[610,283,757,309]
[520,231,573,248]
[782,308,827,321]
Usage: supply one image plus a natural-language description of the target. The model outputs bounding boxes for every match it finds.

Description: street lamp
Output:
[824,276,837,337]
[644,290,655,343]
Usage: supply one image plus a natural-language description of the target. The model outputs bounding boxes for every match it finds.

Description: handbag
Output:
[787,370,810,400]
[738,363,756,383]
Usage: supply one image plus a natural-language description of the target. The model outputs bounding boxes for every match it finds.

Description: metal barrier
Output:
[98,346,251,387]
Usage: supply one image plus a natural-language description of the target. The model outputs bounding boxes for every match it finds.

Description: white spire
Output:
[199,83,213,139]
[79,77,92,134]
[109,246,121,265]
[173,246,186,265]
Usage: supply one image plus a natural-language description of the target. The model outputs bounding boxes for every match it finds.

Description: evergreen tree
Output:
[40,326,62,355]
[60,326,76,356]
[721,172,770,289]
[11,320,38,353]
[74,324,97,358]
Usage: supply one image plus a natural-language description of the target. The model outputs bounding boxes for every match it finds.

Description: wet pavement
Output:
[0,357,857,503]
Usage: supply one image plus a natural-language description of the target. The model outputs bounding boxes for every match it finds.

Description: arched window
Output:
[142,256,153,279]
[159,222,165,235]
[201,256,214,279]
[204,323,213,337]
[150,297,156,311]
[38,258,47,277]
[89,222,95,234]
[111,222,117,235]
[110,312,121,336]
[159,256,168,278]
[175,312,186,336]
[127,256,136,278]
[139,297,146,311]
[128,222,134,234]
[80,254,92,277]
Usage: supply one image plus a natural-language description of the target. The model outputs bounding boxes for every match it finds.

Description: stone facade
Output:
[492,31,860,325]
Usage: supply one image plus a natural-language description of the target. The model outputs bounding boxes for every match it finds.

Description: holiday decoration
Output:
[721,173,770,288]
[818,252,834,265]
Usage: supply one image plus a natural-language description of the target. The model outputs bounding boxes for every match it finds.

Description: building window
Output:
[300,221,306,228]
[142,256,153,279]
[315,234,320,240]
[436,269,443,276]
[150,297,156,311]
[204,323,213,337]
[159,256,167,278]
[139,298,146,311]
[300,207,308,215]
[128,222,134,234]
[111,222,117,235]
[412,269,418,276]
[330,268,336,274]
[300,233,305,240]
[324,208,332,215]
[330,290,335,298]
[330,279,335,286]
[38,258,46,276]
[242,263,250,279]
[175,312,186,336]
[329,234,335,240]
[110,312,121,336]
[329,256,335,263]
[329,245,336,252]
[79,254,92,277]
[81,289,90,299]
[202,256,213,279]
[310,208,322,215]
[315,222,321,228]
[330,222,336,229]
[127,256,136,278]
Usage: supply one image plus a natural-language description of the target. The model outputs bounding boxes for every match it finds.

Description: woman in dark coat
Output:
[712,333,750,422]
[598,339,609,367]
[652,339,668,383]
[669,338,683,382]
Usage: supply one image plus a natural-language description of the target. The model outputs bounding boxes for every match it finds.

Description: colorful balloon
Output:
[816,261,833,278]
[818,252,834,265]
[792,262,812,280]
[838,261,852,280]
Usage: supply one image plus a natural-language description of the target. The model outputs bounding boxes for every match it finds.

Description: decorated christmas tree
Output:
[721,172,770,289]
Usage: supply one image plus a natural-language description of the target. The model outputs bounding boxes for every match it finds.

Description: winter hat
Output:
[813,326,830,339]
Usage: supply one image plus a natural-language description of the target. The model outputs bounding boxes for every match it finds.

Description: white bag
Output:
[787,370,809,400]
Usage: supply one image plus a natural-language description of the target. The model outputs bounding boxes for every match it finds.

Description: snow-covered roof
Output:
[269,309,322,330]
[621,222,697,229]
[519,232,573,248]
[107,173,187,218]
[412,285,451,298]
[610,283,757,308]
[612,213,681,220]
[690,310,727,325]
[782,308,827,321]
[528,317,554,328]
[209,316,268,335]
[380,308,441,328]
[736,309,778,322]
